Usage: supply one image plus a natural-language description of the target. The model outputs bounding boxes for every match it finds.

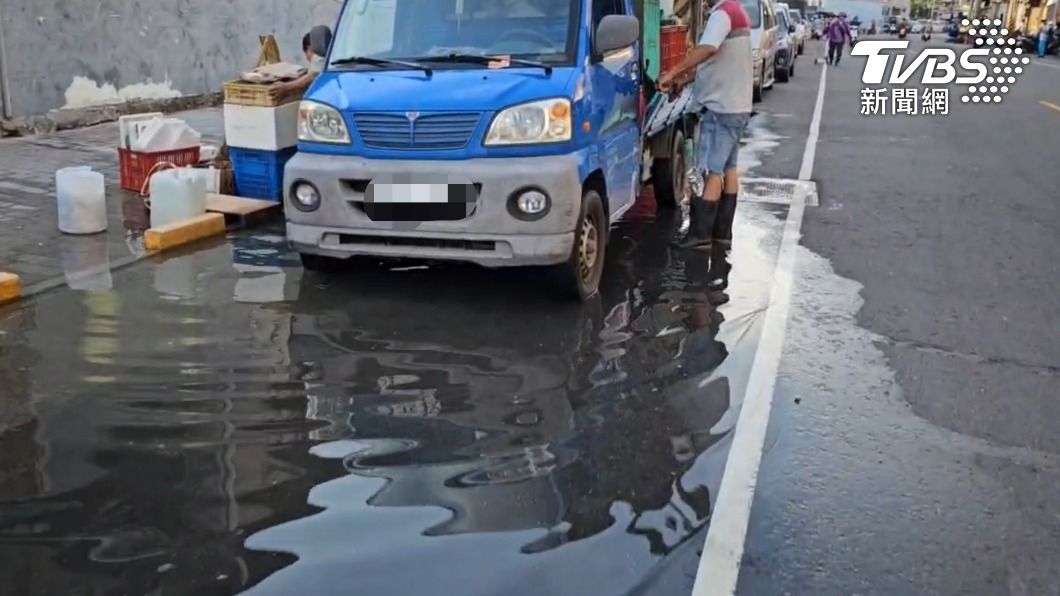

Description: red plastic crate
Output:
[118,146,201,193]
[661,25,690,74]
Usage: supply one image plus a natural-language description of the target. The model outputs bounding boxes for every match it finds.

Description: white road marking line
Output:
[799,62,828,181]
[690,61,827,596]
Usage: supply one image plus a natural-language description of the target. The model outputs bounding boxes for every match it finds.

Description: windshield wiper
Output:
[330,55,433,75]
[418,53,553,74]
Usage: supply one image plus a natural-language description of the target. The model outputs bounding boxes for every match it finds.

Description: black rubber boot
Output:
[713,192,737,247]
[707,242,731,292]
[675,198,718,250]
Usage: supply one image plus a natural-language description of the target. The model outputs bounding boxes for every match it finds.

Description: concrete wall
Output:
[0,0,344,118]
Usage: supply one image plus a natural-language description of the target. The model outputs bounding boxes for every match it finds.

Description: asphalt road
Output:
[738,39,1060,595]
[0,38,1057,596]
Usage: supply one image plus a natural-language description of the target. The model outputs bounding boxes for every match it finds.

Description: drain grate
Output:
[739,177,818,207]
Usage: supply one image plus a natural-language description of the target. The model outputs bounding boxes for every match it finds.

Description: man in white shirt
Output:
[658,0,754,250]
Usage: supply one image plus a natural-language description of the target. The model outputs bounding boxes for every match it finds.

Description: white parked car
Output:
[740,0,779,101]
[786,7,809,55]
[774,2,798,82]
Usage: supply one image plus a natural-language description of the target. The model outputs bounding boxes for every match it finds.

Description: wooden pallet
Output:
[206,193,281,228]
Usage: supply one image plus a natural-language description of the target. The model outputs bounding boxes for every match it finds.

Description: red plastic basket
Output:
[118,146,201,192]
[661,25,690,74]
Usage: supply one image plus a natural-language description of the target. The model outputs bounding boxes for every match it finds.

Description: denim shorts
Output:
[696,110,751,174]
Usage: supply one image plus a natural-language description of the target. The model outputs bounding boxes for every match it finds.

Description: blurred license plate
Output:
[363,179,478,222]
[369,183,452,203]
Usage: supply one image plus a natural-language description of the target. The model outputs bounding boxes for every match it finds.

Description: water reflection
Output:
[245,211,749,595]
[0,201,786,596]
[59,235,113,291]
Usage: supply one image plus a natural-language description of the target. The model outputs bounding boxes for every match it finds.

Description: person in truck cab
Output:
[656,0,754,250]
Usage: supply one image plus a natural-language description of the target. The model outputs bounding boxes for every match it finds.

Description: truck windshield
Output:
[329,0,580,68]
[739,0,763,28]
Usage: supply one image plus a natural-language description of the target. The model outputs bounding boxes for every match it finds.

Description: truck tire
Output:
[556,189,607,300]
[777,59,790,83]
[299,252,343,272]
[651,129,686,209]
[753,70,763,103]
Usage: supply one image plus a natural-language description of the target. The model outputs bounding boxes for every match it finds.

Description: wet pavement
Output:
[0,108,223,291]
[4,39,1058,596]
[738,40,1060,596]
[0,186,791,594]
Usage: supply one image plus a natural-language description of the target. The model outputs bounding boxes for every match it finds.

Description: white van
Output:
[787,7,809,54]
[740,0,778,102]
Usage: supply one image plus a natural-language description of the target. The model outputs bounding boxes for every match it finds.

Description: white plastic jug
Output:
[149,168,208,228]
[56,166,108,235]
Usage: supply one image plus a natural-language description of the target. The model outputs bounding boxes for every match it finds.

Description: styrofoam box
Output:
[224,102,299,151]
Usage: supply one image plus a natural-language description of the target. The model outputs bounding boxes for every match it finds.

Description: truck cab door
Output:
[590,0,640,221]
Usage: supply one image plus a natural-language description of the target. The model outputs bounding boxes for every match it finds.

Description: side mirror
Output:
[310,25,333,58]
[595,15,640,56]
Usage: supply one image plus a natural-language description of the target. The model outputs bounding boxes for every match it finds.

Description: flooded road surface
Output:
[0,196,789,595]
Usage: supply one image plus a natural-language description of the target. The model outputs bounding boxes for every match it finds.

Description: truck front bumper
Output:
[283,152,583,268]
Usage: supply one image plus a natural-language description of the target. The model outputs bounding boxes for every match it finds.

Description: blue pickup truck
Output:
[284,0,703,299]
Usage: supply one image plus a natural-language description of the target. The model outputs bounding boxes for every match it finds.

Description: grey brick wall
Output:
[0,0,343,118]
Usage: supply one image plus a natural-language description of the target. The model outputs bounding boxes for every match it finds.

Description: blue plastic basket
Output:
[230,146,297,201]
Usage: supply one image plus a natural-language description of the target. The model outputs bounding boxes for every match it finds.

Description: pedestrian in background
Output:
[657,0,753,250]
[825,14,851,66]
[1038,20,1050,57]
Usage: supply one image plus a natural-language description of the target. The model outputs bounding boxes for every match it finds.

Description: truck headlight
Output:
[298,101,350,144]
[485,98,571,146]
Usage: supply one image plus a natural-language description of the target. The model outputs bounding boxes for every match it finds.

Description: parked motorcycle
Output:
[922,29,932,41]
[898,25,908,39]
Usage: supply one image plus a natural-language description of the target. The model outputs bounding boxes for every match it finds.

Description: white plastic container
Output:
[132,118,201,152]
[56,166,108,235]
[224,102,299,150]
[118,112,163,149]
[149,168,207,228]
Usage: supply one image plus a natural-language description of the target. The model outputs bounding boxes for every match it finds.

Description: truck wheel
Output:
[753,70,763,103]
[299,252,343,272]
[557,189,607,300]
[651,129,686,209]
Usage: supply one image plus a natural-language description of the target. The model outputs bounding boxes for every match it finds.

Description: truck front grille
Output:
[353,112,482,150]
